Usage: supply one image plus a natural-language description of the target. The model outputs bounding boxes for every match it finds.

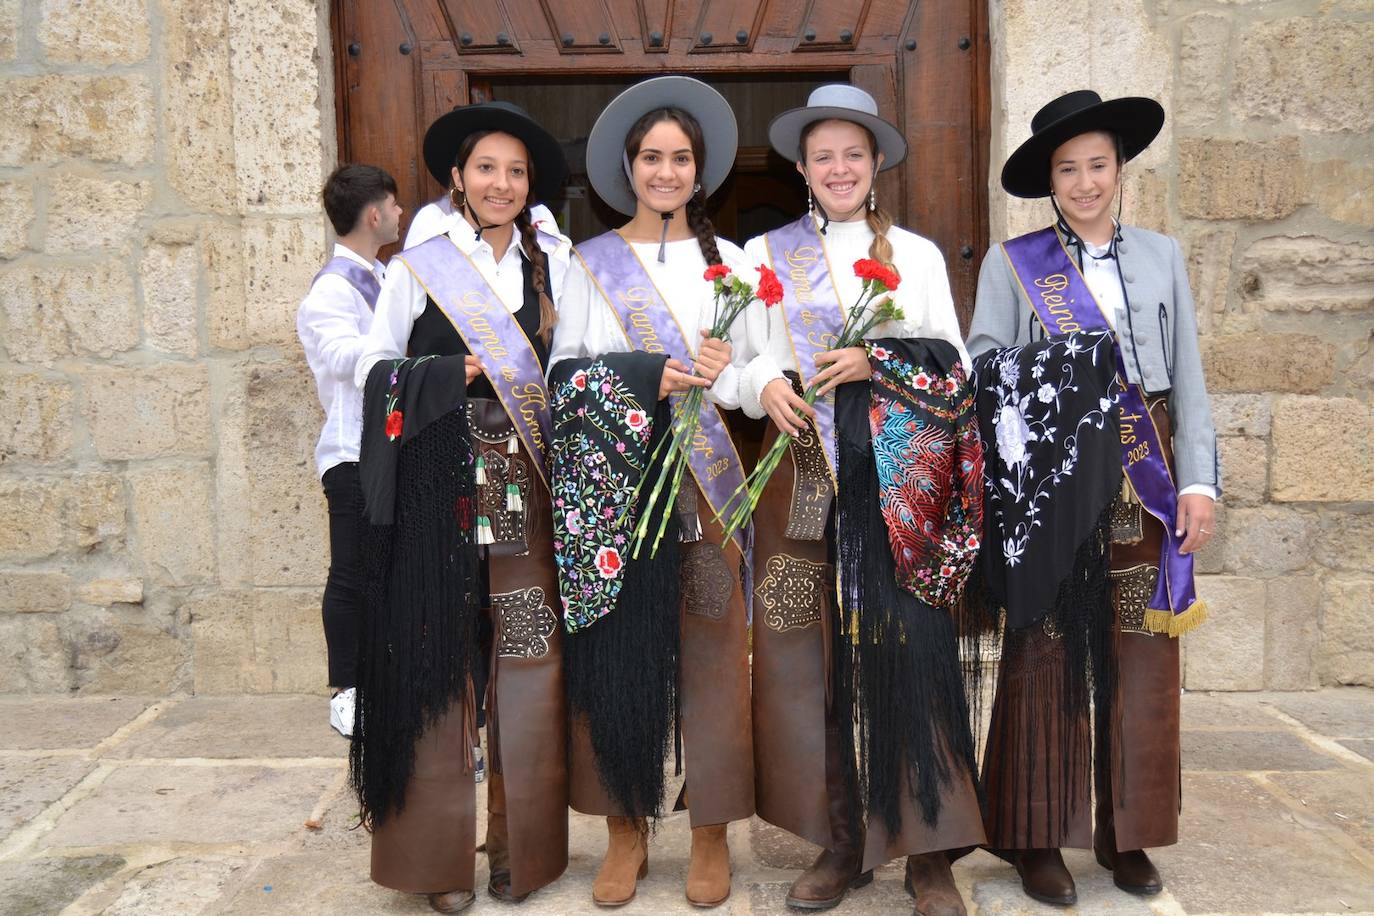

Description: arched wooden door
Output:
[331,0,989,318]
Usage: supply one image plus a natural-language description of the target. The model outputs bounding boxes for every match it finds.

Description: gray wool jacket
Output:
[966,224,1221,495]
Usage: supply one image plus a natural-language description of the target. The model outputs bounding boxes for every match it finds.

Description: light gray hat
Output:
[768,84,907,171]
[586,75,739,215]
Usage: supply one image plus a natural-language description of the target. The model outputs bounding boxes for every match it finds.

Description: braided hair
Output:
[624,107,723,266]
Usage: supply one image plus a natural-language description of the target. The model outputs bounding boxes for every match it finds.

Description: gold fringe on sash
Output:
[1144,599,1208,638]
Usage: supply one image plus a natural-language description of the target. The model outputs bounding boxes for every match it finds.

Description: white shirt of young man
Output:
[297,243,385,478]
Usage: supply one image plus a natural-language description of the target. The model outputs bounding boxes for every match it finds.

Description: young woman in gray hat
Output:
[732,84,985,916]
[546,75,755,909]
[967,90,1218,907]
[350,100,574,914]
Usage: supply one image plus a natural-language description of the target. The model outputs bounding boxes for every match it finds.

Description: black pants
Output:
[322,462,364,688]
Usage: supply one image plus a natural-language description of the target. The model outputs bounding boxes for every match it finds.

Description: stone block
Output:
[0,857,126,916]
[215,849,405,916]
[1217,436,1266,505]
[110,696,345,760]
[1240,235,1374,313]
[1193,502,1227,574]
[0,370,73,463]
[1178,136,1302,221]
[245,363,327,585]
[39,0,149,64]
[0,180,34,258]
[1319,578,1374,686]
[67,609,187,694]
[1181,692,1284,729]
[1271,396,1374,502]
[46,173,152,253]
[1122,167,1168,235]
[84,365,211,460]
[1315,512,1374,572]
[41,763,339,848]
[0,0,16,61]
[241,217,327,346]
[0,74,155,167]
[188,589,327,693]
[1185,228,1235,334]
[1308,158,1374,228]
[128,463,216,586]
[751,818,820,870]
[161,0,237,213]
[1221,506,1315,574]
[0,615,69,690]
[75,577,143,606]
[1270,689,1374,739]
[140,240,200,356]
[1177,13,1231,131]
[1211,393,1271,437]
[0,478,64,561]
[0,756,96,842]
[1235,18,1374,133]
[203,223,249,350]
[1202,333,1335,394]
[0,695,152,750]
[68,472,126,551]
[1264,576,1320,689]
[0,261,138,364]
[1185,575,1265,691]
[1273,769,1374,855]
[227,0,326,213]
[0,571,71,614]
[104,857,252,916]
[1183,730,1337,771]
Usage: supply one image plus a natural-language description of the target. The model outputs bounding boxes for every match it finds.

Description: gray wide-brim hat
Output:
[586,76,738,215]
[768,84,907,171]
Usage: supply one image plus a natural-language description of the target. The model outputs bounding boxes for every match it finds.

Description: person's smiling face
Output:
[799,119,884,218]
[630,119,698,214]
[452,131,531,228]
[1049,130,1121,230]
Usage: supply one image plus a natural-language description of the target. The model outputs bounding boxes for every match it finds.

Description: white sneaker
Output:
[330,688,355,738]
[474,745,486,783]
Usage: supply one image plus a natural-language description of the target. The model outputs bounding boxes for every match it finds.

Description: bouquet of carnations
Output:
[625,262,785,558]
[716,258,904,541]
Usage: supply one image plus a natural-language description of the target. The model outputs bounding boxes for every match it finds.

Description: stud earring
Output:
[693,182,702,195]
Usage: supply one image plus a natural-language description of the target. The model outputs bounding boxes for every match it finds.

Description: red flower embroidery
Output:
[595,546,623,579]
[385,409,404,440]
[755,265,784,307]
[943,377,958,395]
[625,408,648,432]
[913,372,932,391]
[571,370,588,391]
[703,264,732,281]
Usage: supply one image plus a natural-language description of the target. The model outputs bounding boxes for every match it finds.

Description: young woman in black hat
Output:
[350,100,573,914]
[732,84,985,916]
[967,90,1218,907]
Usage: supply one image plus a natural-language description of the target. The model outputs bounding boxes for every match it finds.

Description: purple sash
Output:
[394,237,552,484]
[574,231,750,556]
[1002,226,1202,623]
[314,256,380,309]
[762,214,844,484]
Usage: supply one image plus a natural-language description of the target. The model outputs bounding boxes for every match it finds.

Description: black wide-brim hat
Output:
[422,101,568,204]
[1001,90,1165,199]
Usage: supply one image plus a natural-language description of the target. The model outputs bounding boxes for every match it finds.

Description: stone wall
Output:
[0,0,336,692]
[1,1,1369,693]
[990,0,1374,689]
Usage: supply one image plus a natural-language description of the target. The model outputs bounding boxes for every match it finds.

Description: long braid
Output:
[866,204,896,270]
[685,194,722,267]
[516,208,557,344]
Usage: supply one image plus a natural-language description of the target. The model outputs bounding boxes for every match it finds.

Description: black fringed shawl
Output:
[351,355,481,827]
[549,353,681,821]
[837,338,985,834]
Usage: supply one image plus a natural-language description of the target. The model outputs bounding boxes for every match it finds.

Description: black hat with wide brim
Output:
[1001,90,1165,199]
[422,101,568,204]
[586,76,738,216]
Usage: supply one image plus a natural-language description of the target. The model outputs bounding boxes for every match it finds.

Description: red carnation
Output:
[385,409,404,440]
[755,265,783,307]
[854,258,901,292]
[703,264,732,281]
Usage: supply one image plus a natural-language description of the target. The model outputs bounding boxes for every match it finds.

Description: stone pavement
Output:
[1,690,1372,916]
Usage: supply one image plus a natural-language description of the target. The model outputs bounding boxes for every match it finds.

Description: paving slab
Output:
[1182,729,1339,771]
[102,855,253,916]
[217,848,427,916]
[1271,768,1374,853]
[40,763,338,848]
[1339,738,1374,761]
[107,696,346,760]
[0,696,152,750]
[1152,773,1374,914]
[1268,688,1374,739]
[1181,691,1287,729]
[749,818,820,869]
[296,779,367,853]
[0,855,125,916]
[0,755,95,841]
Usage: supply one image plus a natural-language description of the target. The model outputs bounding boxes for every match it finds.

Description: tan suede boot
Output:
[686,823,731,907]
[592,816,648,907]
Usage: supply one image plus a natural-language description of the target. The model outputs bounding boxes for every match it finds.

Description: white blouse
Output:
[355,210,573,389]
[734,215,971,419]
[548,235,752,411]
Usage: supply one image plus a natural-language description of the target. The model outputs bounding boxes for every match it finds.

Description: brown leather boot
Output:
[686,823,731,907]
[427,890,476,913]
[904,853,966,916]
[1094,764,1164,895]
[592,816,648,907]
[784,727,870,910]
[484,775,529,902]
[1012,848,1076,907]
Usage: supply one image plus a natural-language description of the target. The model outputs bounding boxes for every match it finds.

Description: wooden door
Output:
[332,0,989,320]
